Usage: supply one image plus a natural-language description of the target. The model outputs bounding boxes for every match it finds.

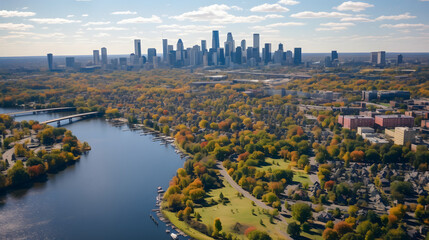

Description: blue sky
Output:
[0,0,428,56]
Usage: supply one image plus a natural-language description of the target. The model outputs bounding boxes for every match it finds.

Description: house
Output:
[315,211,334,222]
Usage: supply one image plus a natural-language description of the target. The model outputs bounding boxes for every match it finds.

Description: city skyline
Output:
[0,0,429,56]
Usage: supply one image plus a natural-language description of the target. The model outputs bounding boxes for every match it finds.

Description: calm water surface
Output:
[0,108,186,239]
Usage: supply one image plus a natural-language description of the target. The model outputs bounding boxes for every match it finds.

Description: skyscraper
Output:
[148,48,157,64]
[278,43,284,51]
[377,51,386,66]
[47,53,53,71]
[93,50,100,65]
[224,32,235,57]
[293,48,302,65]
[331,50,338,61]
[253,34,260,61]
[370,52,378,65]
[212,30,220,50]
[201,40,207,53]
[101,47,108,65]
[176,39,184,61]
[162,39,168,63]
[397,54,403,65]
[241,40,246,58]
[263,43,271,64]
[134,39,141,58]
[66,57,75,68]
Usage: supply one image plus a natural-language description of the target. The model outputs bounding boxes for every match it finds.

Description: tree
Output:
[334,221,353,237]
[247,230,272,240]
[292,203,312,224]
[391,181,413,202]
[253,186,264,198]
[365,149,380,163]
[323,228,339,240]
[287,221,301,238]
[385,228,407,240]
[7,160,30,187]
[214,218,222,234]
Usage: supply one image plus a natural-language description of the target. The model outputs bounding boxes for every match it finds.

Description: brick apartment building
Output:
[374,115,414,128]
[338,115,375,130]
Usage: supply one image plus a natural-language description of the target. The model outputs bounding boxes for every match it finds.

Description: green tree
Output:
[292,203,312,224]
[247,230,272,240]
[214,218,222,235]
[287,222,301,238]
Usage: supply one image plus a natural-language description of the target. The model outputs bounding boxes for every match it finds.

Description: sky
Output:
[0,0,429,57]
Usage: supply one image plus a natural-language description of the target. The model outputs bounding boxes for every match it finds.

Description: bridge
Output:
[5,107,76,117]
[41,112,100,126]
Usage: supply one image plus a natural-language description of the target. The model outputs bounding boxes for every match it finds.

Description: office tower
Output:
[293,48,302,65]
[253,34,260,61]
[246,47,253,60]
[377,51,386,66]
[119,57,127,66]
[224,32,235,57]
[331,50,338,61]
[130,53,136,65]
[325,56,332,67]
[218,48,225,65]
[168,50,176,66]
[176,39,184,61]
[93,50,100,65]
[148,48,157,64]
[241,40,246,58]
[101,47,108,65]
[235,47,242,64]
[286,50,293,65]
[263,43,271,64]
[370,52,378,65]
[153,56,160,69]
[134,39,142,58]
[65,57,75,68]
[168,45,173,52]
[397,54,403,65]
[162,39,168,62]
[190,45,200,66]
[47,53,53,71]
[212,30,220,50]
[201,40,207,53]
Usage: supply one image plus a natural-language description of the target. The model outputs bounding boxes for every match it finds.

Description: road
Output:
[217,163,292,239]
[2,137,31,172]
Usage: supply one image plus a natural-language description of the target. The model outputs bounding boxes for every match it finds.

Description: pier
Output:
[41,112,100,126]
[5,107,76,117]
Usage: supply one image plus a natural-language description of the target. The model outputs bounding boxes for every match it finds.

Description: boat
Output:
[170,233,178,239]
[166,229,170,233]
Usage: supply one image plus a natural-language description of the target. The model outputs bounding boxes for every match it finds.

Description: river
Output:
[0,108,186,239]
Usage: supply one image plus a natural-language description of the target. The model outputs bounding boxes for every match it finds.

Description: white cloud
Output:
[0,23,34,30]
[87,27,126,31]
[170,4,284,24]
[117,15,162,24]
[67,15,75,18]
[75,0,91,2]
[291,11,350,18]
[380,23,426,28]
[29,18,81,24]
[320,22,355,27]
[83,21,111,26]
[316,27,348,31]
[334,1,374,12]
[0,10,36,18]
[157,24,225,33]
[250,3,289,12]
[111,11,137,15]
[278,0,300,5]
[251,22,305,31]
[375,12,416,21]
[5,31,65,39]
[82,14,89,17]
[340,16,373,22]
[94,33,110,37]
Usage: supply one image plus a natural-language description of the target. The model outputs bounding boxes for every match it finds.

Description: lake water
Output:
[0,108,186,239]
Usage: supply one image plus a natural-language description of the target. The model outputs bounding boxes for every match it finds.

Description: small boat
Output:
[166,229,171,233]
[170,233,178,239]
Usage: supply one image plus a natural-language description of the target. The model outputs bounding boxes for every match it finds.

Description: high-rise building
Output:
[263,43,271,64]
[293,48,302,65]
[93,50,100,65]
[253,33,260,61]
[278,43,284,51]
[201,40,207,53]
[66,57,75,68]
[241,40,246,53]
[47,53,53,71]
[397,54,403,65]
[147,48,157,64]
[286,50,293,65]
[176,39,184,61]
[212,30,220,50]
[331,50,338,61]
[224,32,235,57]
[235,47,242,64]
[162,39,168,62]
[134,39,142,58]
[101,47,108,65]
[377,51,386,66]
[370,52,378,65]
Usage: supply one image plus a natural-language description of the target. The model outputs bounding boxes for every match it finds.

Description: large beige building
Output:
[391,127,416,145]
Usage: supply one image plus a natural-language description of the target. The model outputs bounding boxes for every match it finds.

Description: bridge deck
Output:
[41,112,99,124]
[5,107,76,116]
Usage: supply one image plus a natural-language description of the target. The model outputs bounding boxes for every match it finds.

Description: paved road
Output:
[217,163,292,239]
[2,137,30,172]
[309,155,320,185]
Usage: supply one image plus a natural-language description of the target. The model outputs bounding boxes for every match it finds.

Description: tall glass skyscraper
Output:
[212,30,219,50]
[134,39,141,58]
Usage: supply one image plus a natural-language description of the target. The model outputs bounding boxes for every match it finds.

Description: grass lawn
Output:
[198,178,288,240]
[163,178,288,240]
[261,158,313,186]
